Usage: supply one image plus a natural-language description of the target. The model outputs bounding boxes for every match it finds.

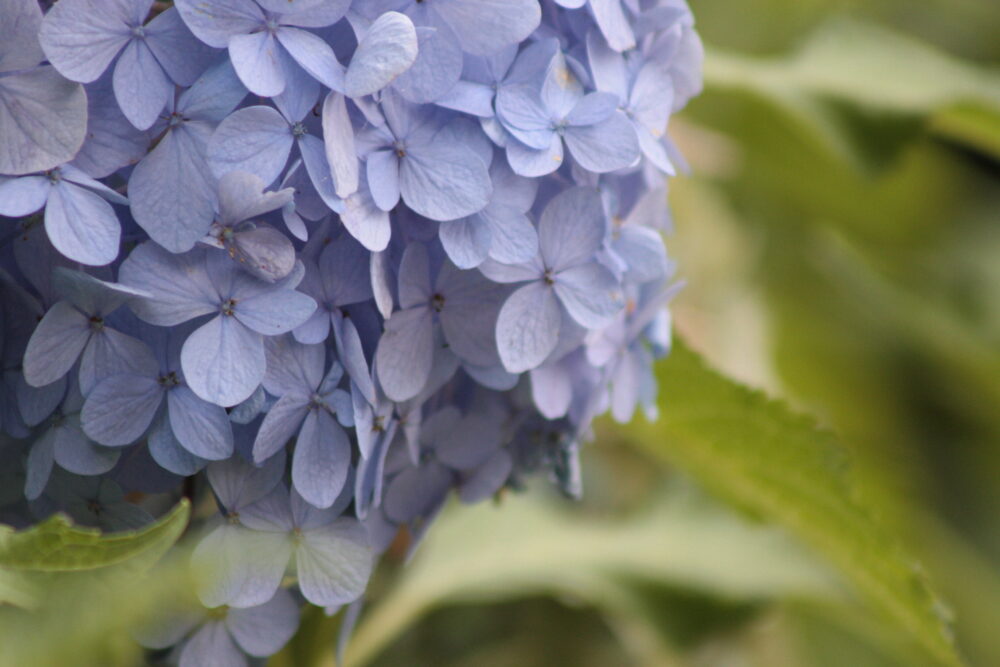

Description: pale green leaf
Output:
[624,341,962,667]
[0,499,190,572]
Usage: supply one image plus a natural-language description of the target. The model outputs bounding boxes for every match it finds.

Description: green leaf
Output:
[0,499,190,572]
[336,483,839,667]
[623,340,962,667]
[702,19,1000,158]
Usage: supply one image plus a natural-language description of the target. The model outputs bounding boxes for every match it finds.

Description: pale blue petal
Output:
[439,216,490,269]
[25,431,55,500]
[586,30,628,101]
[148,412,207,476]
[564,112,640,173]
[530,362,572,419]
[0,67,88,176]
[119,243,218,326]
[275,0,351,29]
[591,0,636,52]
[217,170,295,224]
[434,0,541,55]
[128,123,218,253]
[233,289,317,336]
[383,462,451,523]
[565,91,618,126]
[365,149,400,212]
[0,0,43,72]
[191,523,291,609]
[208,106,293,185]
[341,174,390,251]
[374,307,433,402]
[477,257,542,284]
[538,187,606,272]
[458,449,511,503]
[437,261,508,366]
[207,453,285,512]
[230,31,286,97]
[37,0,132,83]
[253,393,309,463]
[435,80,495,118]
[81,374,162,446]
[397,242,432,309]
[613,225,668,283]
[322,92,359,199]
[52,416,121,475]
[276,27,344,92]
[299,133,343,212]
[345,12,417,98]
[292,410,351,508]
[553,262,622,328]
[0,176,50,217]
[495,281,561,373]
[504,134,563,177]
[168,386,235,459]
[482,203,538,265]
[174,0,264,49]
[391,24,462,104]
[79,327,154,395]
[15,375,66,428]
[400,141,492,221]
[495,84,553,150]
[226,588,300,658]
[144,7,218,86]
[296,519,373,606]
[22,302,90,387]
[332,311,376,405]
[182,315,265,407]
[113,39,171,130]
[177,58,248,122]
[45,180,121,266]
[179,622,244,667]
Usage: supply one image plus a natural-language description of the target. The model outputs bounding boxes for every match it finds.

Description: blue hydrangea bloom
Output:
[0,0,703,661]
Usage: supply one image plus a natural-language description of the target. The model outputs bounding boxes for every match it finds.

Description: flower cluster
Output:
[0,0,701,662]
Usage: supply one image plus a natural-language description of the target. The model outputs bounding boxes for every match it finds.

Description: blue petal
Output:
[322,92,359,199]
[0,0,43,72]
[374,307,433,402]
[181,315,265,407]
[345,12,417,98]
[552,262,623,328]
[148,412,207,476]
[590,0,636,52]
[538,187,607,272]
[434,0,541,55]
[168,386,235,459]
[51,416,121,475]
[37,0,132,83]
[396,241,432,309]
[79,327,154,395]
[391,24,462,104]
[216,170,294,225]
[119,243,218,326]
[113,39,171,130]
[82,374,163,446]
[299,133,343,212]
[295,519,373,606]
[530,362,572,419]
[206,453,285,512]
[174,0,264,49]
[144,7,218,86]
[566,92,619,126]
[0,67,88,176]
[208,106,293,185]
[253,393,309,464]
[457,449,512,503]
[225,588,300,658]
[439,216,491,269]
[262,332,325,394]
[437,261,508,366]
[340,172,390,251]
[292,410,351,508]
[128,123,219,252]
[233,289,317,337]
[365,149,400,212]
[504,134,563,177]
[332,310,376,405]
[383,461,451,523]
[73,74,150,177]
[495,280,561,373]
[400,140,492,221]
[275,27,344,92]
[564,112,640,173]
[45,180,121,266]
[22,302,90,388]
[191,523,291,609]
[230,31,286,97]
[0,176,50,217]
[179,622,245,667]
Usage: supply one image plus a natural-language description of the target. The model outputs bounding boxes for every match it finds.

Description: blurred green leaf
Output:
[624,341,962,666]
[0,499,190,572]
[339,483,839,666]
[704,19,1000,158]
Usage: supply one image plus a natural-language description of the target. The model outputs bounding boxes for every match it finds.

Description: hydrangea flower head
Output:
[0,0,702,661]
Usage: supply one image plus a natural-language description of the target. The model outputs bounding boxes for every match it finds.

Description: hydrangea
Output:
[0,0,702,661]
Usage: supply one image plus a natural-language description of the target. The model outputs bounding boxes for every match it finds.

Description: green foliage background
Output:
[3,1,1000,665]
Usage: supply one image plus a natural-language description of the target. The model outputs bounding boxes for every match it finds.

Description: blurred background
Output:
[313,1,1000,665]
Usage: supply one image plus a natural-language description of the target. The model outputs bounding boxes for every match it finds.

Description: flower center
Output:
[221,299,237,316]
